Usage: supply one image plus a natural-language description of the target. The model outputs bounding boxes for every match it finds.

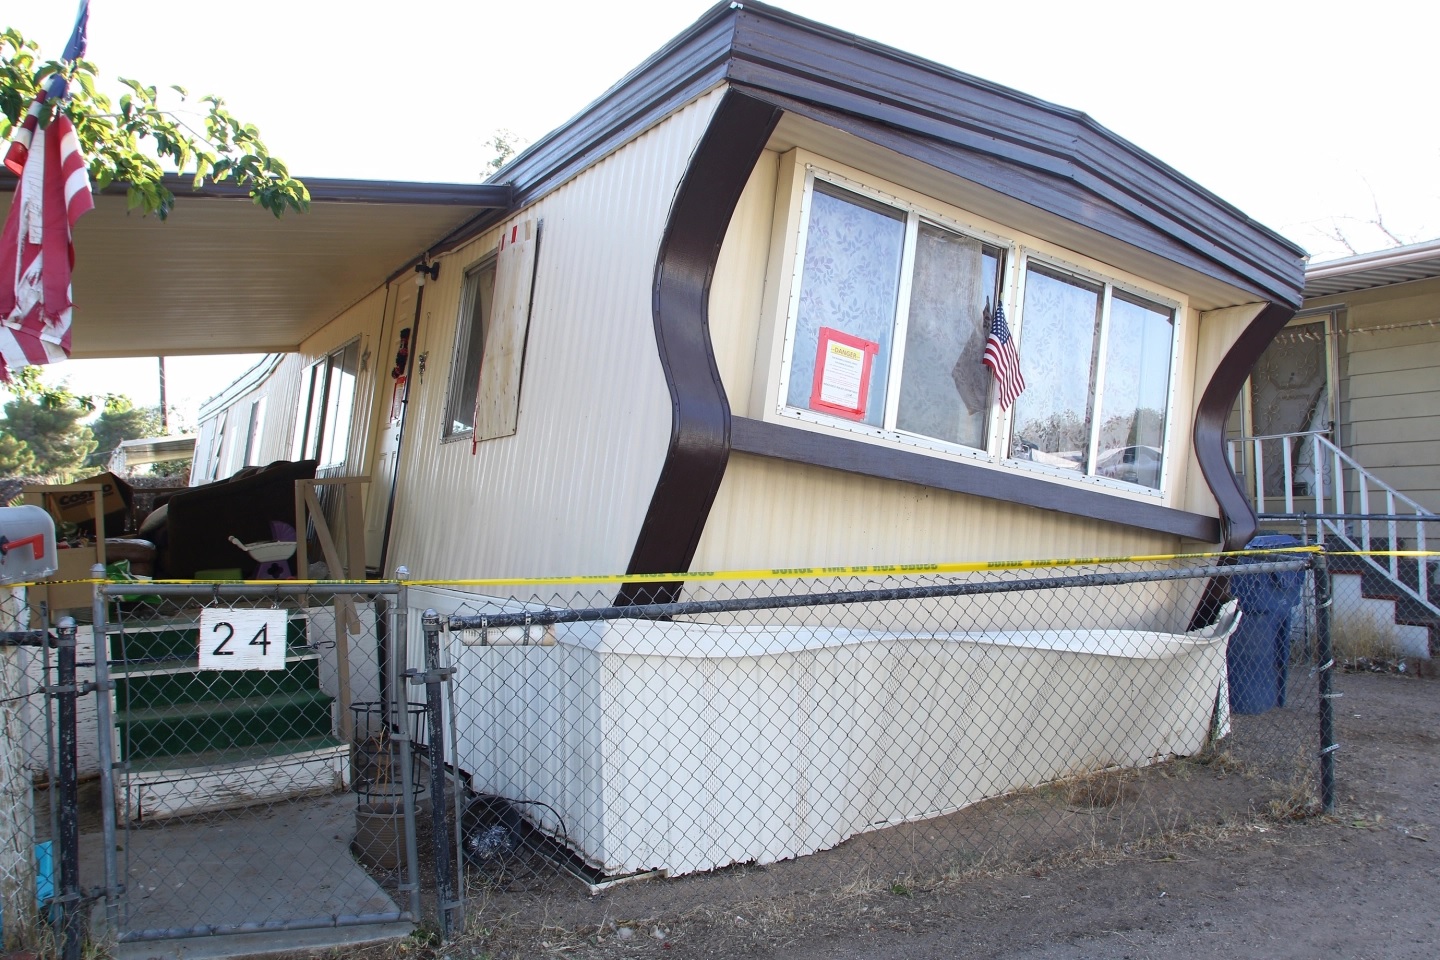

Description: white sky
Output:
[7,0,1438,421]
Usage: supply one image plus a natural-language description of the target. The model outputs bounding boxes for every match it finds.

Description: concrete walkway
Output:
[79,790,413,959]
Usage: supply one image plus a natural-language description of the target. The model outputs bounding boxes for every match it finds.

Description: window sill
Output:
[730,417,1218,542]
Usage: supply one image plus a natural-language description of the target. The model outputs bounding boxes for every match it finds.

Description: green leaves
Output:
[1,26,308,220]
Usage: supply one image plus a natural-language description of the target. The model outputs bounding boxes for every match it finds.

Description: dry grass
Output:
[324,749,1319,960]
[1332,621,1404,661]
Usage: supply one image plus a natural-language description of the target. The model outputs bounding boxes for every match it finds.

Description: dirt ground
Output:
[349,668,1437,960]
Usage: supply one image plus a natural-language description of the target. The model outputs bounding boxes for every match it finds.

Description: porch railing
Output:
[1228,430,1437,617]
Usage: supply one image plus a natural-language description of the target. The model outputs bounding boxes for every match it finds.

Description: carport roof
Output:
[0,175,509,359]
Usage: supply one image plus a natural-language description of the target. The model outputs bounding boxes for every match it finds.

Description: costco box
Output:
[23,484,107,618]
[50,472,133,536]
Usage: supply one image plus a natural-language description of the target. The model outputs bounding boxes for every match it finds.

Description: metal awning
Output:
[115,434,196,467]
[0,175,511,359]
[1304,237,1440,300]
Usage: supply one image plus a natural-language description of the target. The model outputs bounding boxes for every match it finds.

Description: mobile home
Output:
[31,2,1310,876]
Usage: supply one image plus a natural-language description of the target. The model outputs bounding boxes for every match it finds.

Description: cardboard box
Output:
[29,547,100,615]
[23,484,107,618]
[49,472,133,533]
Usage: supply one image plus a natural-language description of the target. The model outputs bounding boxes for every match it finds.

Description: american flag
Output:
[982,299,1025,410]
[0,1,94,381]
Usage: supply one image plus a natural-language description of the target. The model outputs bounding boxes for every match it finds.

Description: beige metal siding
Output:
[191,354,305,483]
[1183,302,1265,519]
[692,453,1178,571]
[710,150,780,415]
[381,90,726,581]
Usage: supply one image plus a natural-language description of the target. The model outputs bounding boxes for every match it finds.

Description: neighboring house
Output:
[1231,239,1440,657]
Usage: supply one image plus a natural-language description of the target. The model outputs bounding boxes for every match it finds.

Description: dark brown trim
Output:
[416,1,1302,311]
[615,92,783,606]
[1,171,512,208]
[731,417,1222,543]
[1193,301,1296,549]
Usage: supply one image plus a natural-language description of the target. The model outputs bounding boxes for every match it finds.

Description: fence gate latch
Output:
[403,666,455,685]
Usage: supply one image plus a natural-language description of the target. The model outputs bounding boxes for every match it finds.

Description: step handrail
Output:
[1230,431,1437,618]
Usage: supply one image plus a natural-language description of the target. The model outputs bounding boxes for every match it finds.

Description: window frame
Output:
[774,167,1014,465]
[442,255,498,442]
[242,396,267,467]
[764,156,1186,499]
[294,338,361,468]
[1007,251,1181,494]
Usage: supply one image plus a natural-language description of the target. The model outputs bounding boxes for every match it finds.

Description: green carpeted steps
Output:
[108,611,351,819]
[117,657,321,711]
[120,688,336,761]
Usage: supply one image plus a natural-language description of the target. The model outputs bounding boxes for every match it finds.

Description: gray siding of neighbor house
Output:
[1314,275,1440,513]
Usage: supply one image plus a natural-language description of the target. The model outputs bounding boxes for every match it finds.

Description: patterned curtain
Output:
[896,225,991,448]
[786,184,905,427]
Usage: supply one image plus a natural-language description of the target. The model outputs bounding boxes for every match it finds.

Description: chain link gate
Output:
[419,554,1337,943]
[0,592,79,958]
[91,580,422,948]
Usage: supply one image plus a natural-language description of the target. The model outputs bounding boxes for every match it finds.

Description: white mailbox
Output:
[0,505,58,584]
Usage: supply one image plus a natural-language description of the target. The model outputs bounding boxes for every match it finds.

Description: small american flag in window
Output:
[982,300,1025,410]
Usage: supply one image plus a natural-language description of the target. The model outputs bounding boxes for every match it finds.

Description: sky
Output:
[6,0,1437,423]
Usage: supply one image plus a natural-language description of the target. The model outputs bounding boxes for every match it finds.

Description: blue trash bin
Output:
[1227,534,1306,714]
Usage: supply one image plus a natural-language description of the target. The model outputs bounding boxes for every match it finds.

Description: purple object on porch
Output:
[253,520,297,579]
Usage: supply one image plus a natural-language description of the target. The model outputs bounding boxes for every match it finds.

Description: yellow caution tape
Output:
[14,544,1440,590]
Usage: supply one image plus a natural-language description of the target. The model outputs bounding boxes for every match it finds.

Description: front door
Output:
[1246,315,1335,507]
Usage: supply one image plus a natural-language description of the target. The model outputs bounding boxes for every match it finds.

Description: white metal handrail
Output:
[1228,431,1437,618]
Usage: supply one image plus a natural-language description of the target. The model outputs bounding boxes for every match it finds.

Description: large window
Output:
[782,178,1003,452]
[1009,262,1175,490]
[775,167,1179,494]
[295,340,360,468]
[443,259,497,439]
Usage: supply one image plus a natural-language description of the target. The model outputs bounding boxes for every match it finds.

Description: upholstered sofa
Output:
[140,459,318,578]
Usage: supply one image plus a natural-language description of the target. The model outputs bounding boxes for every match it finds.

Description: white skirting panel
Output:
[445,600,1238,877]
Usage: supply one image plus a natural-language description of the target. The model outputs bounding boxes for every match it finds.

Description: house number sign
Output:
[198,609,288,671]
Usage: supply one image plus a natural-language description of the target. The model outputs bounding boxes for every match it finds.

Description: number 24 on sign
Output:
[198,609,289,671]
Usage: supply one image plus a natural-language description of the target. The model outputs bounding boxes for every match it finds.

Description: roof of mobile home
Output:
[1,0,1305,360]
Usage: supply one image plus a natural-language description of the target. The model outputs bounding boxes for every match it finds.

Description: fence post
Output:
[90,567,120,937]
[53,618,81,960]
[418,609,457,938]
[391,573,422,922]
[1314,552,1338,813]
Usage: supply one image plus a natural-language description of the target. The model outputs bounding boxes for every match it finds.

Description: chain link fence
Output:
[0,588,65,956]
[1254,515,1438,671]
[414,553,1337,940]
[94,581,419,948]
[21,542,1437,955]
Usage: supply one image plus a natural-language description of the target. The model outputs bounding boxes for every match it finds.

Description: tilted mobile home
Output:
[191,1,1304,595]
[102,2,1311,874]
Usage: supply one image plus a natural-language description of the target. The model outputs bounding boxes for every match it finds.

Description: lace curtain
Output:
[786,184,905,427]
[1009,267,1102,473]
[896,225,992,449]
